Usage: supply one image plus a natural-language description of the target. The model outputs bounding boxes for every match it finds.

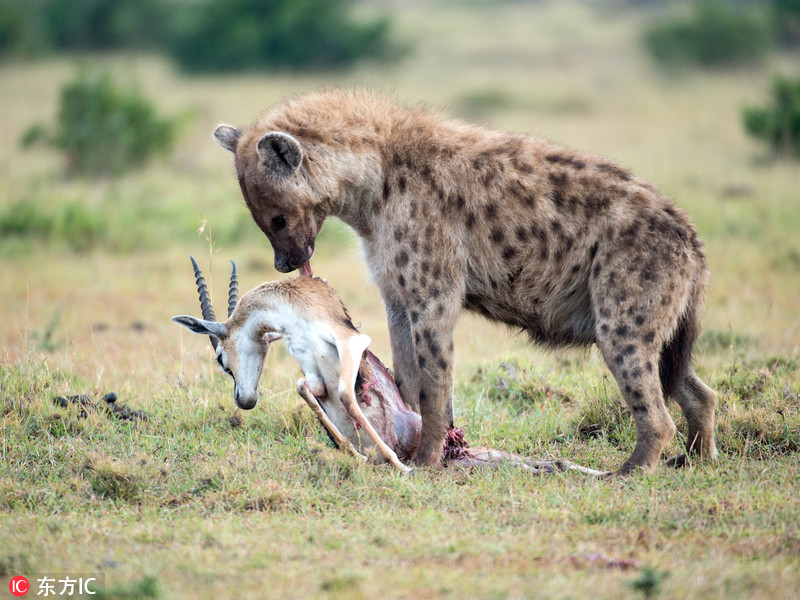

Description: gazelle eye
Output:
[272,215,286,230]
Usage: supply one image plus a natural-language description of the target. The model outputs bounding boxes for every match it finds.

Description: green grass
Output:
[1,1,799,598]
[1,346,799,599]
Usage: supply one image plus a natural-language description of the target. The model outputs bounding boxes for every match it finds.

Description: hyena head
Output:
[214,124,324,273]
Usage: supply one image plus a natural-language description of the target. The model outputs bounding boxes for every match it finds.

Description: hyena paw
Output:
[665,454,690,469]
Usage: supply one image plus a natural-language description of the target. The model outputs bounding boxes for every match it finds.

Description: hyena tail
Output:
[658,281,705,400]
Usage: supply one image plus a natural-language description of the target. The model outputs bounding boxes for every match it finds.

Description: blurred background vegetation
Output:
[1,0,797,71]
[643,0,799,69]
[0,0,798,366]
[0,0,400,70]
[0,0,797,254]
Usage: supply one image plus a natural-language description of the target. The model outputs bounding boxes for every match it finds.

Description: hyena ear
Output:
[171,316,229,339]
[213,124,242,154]
[256,131,302,176]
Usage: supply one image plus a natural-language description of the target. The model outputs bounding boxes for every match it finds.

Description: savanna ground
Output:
[1,2,799,598]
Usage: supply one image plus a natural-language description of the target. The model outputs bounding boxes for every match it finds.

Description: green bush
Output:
[0,198,108,252]
[23,71,177,175]
[644,1,775,68]
[0,0,166,56]
[743,75,800,157]
[42,0,167,51]
[774,0,800,45]
[0,0,400,73]
[0,199,52,238]
[0,0,42,56]
[164,0,398,72]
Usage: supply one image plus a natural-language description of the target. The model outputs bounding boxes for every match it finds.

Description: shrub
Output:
[774,0,800,45]
[0,0,166,56]
[23,71,177,175]
[41,0,167,51]
[54,201,108,250]
[644,1,775,68]
[0,199,52,238]
[743,75,800,157]
[0,197,108,251]
[164,0,397,73]
[0,0,43,56]
[0,0,400,73]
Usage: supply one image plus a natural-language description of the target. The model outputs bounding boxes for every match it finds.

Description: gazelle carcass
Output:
[172,257,419,472]
[172,258,606,476]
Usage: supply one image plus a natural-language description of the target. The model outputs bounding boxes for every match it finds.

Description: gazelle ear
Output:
[256,131,302,175]
[213,124,242,153]
[171,316,228,339]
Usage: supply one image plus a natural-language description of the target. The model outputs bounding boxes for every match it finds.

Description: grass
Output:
[1,1,799,598]
[1,349,798,598]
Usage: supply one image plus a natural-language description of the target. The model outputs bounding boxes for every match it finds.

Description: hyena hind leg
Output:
[595,336,677,476]
[666,370,718,468]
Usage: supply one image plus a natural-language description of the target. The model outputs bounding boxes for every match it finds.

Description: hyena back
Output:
[213,89,717,475]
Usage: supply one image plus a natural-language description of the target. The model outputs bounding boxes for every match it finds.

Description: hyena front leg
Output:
[384,292,420,413]
[407,292,461,467]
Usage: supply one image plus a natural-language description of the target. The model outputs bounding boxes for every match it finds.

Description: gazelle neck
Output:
[234,295,298,343]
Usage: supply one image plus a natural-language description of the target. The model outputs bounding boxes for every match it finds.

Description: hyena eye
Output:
[272,215,286,230]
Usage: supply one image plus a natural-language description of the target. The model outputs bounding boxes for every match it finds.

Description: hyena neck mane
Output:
[244,90,495,236]
[245,89,659,244]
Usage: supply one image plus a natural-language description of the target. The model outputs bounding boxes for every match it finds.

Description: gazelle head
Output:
[172,257,275,410]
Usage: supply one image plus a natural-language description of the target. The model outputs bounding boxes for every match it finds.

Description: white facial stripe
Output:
[232,328,266,401]
[222,300,305,405]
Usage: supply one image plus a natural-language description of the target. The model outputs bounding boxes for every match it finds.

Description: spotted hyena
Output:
[212,89,717,475]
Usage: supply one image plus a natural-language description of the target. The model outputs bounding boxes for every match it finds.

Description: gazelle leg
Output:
[335,336,412,473]
[314,333,413,473]
[295,379,367,463]
[338,386,412,473]
[549,460,610,477]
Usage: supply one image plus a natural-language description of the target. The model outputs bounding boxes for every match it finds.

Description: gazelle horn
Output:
[189,255,219,351]
[228,260,238,318]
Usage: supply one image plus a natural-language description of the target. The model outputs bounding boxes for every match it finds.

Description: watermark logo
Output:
[8,577,28,597]
[5,576,103,598]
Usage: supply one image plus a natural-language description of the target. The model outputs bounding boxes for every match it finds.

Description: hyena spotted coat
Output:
[213,89,718,475]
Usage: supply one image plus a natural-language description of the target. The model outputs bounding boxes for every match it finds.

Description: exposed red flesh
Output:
[362,350,421,461]
[295,271,601,474]
[358,355,564,470]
